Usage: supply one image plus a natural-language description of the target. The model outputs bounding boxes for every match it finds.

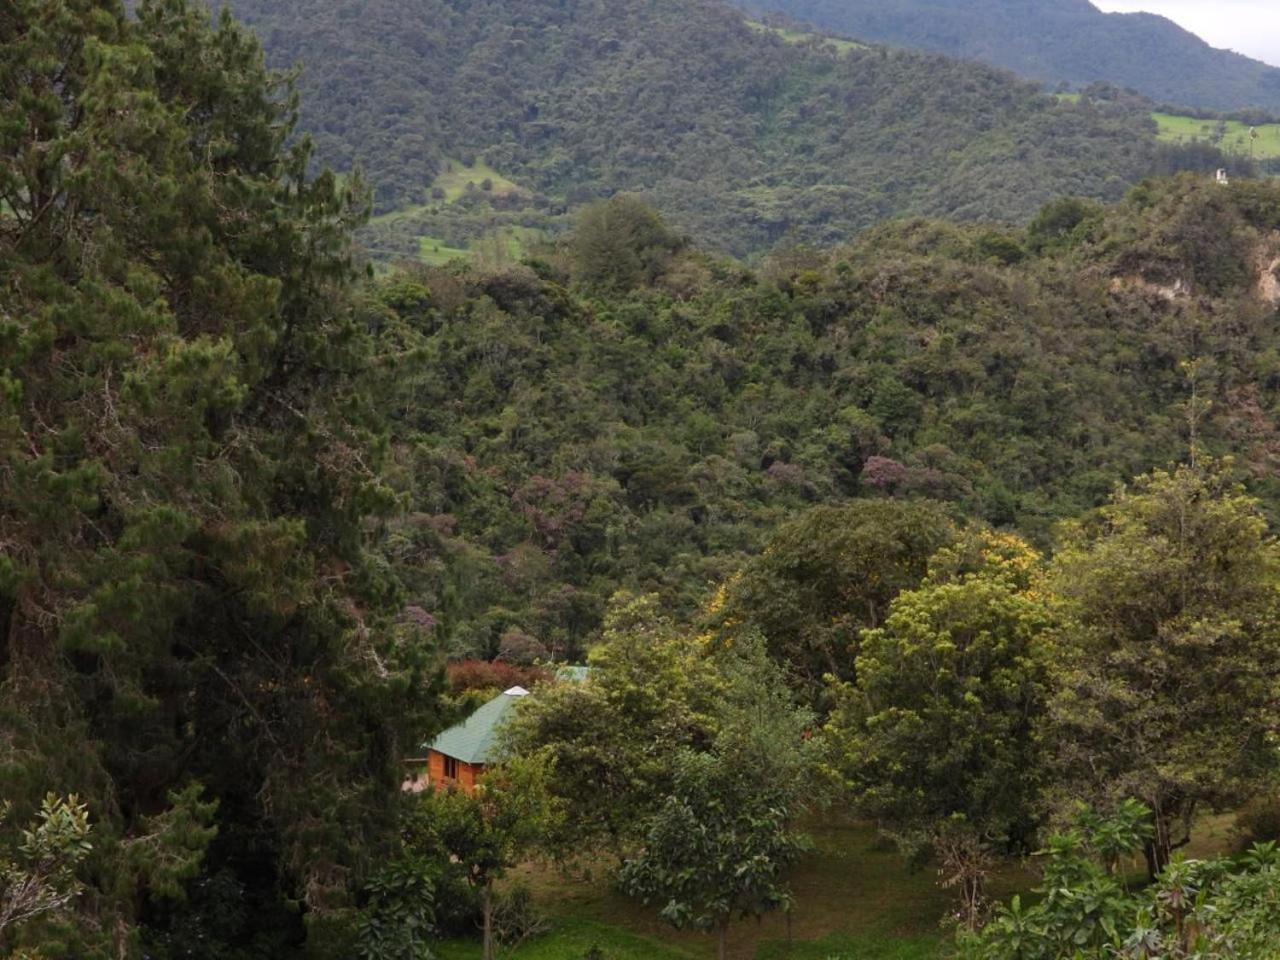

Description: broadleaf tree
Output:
[618,638,816,960]
[825,529,1054,927]
[1048,463,1280,877]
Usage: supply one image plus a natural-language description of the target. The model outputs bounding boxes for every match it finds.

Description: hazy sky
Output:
[1093,2,1280,67]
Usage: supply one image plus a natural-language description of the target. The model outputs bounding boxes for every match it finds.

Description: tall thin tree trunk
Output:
[482,886,494,960]
[717,920,728,960]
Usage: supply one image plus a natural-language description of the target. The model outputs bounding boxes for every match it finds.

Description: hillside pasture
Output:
[1154,112,1280,160]
[745,19,866,55]
[433,158,525,202]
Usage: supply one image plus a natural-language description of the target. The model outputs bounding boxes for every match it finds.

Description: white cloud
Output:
[1093,1,1280,67]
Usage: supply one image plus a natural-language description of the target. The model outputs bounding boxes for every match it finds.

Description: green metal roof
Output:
[554,664,593,683]
[425,687,528,765]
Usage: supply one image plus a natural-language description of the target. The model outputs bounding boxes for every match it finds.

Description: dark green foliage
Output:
[710,500,955,688]
[220,0,1197,258]
[743,0,1280,113]
[572,196,686,293]
[369,177,1280,659]
[0,0,438,954]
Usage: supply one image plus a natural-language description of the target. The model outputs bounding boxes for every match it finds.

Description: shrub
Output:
[446,659,548,694]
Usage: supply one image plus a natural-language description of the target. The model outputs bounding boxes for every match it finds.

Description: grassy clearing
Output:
[471,820,979,959]
[436,917,697,960]
[433,158,525,202]
[434,812,1238,959]
[756,934,939,960]
[1154,112,1280,160]
[417,235,471,265]
[745,20,865,55]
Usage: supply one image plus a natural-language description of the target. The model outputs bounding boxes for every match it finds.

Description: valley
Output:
[3,3,1279,960]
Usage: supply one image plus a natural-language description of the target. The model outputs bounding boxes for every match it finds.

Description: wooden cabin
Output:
[404,685,529,795]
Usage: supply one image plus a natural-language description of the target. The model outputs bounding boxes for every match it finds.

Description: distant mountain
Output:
[735,0,1280,113]
[220,0,1214,258]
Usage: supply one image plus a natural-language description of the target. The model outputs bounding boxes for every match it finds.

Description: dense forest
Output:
[219,0,1220,259]
[3,2,1279,960]
[739,0,1280,113]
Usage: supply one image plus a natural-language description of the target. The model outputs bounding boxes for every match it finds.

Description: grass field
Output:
[433,158,525,202]
[432,811,1242,960]
[745,20,866,55]
[1154,112,1280,160]
[435,819,1019,960]
[418,235,472,265]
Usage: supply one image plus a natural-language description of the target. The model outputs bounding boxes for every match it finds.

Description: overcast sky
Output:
[1093,1,1280,67]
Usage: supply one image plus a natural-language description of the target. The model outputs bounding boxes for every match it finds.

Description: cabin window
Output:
[443,756,459,781]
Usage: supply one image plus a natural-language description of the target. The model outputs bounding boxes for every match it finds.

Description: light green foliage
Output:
[825,530,1053,925]
[744,20,866,54]
[968,807,1280,960]
[1154,113,1280,161]
[414,756,563,960]
[432,160,524,203]
[503,594,721,858]
[617,639,816,960]
[0,796,92,950]
[1048,464,1280,875]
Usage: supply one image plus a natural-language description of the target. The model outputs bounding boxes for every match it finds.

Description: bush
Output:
[492,884,547,947]
[446,659,548,694]
[1234,794,1280,851]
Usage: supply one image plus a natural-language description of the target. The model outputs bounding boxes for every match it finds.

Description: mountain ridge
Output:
[218,0,1213,259]
[734,0,1280,113]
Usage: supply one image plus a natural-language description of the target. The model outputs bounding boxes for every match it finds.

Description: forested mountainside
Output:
[6,2,1280,956]
[740,0,1280,113]
[372,178,1280,661]
[221,0,1209,259]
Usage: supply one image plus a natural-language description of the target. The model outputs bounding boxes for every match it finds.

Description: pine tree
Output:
[1,1,438,953]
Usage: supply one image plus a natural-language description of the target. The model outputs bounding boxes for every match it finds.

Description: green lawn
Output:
[433,158,525,202]
[434,812,1240,960]
[1154,112,1280,160]
[436,918,698,960]
[756,934,940,960]
[438,820,989,959]
[417,235,471,265]
[745,20,866,55]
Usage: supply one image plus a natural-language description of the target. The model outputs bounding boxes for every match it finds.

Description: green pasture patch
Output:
[746,20,866,55]
[435,917,698,960]
[1154,112,1280,160]
[433,158,525,202]
[417,235,471,265]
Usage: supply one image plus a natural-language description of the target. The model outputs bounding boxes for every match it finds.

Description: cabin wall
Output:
[427,750,484,794]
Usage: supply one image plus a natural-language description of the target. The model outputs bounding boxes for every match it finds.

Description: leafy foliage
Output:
[368,175,1280,661]
[616,638,815,959]
[1047,464,1280,875]
[967,807,1280,960]
[824,530,1054,924]
[0,796,93,951]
